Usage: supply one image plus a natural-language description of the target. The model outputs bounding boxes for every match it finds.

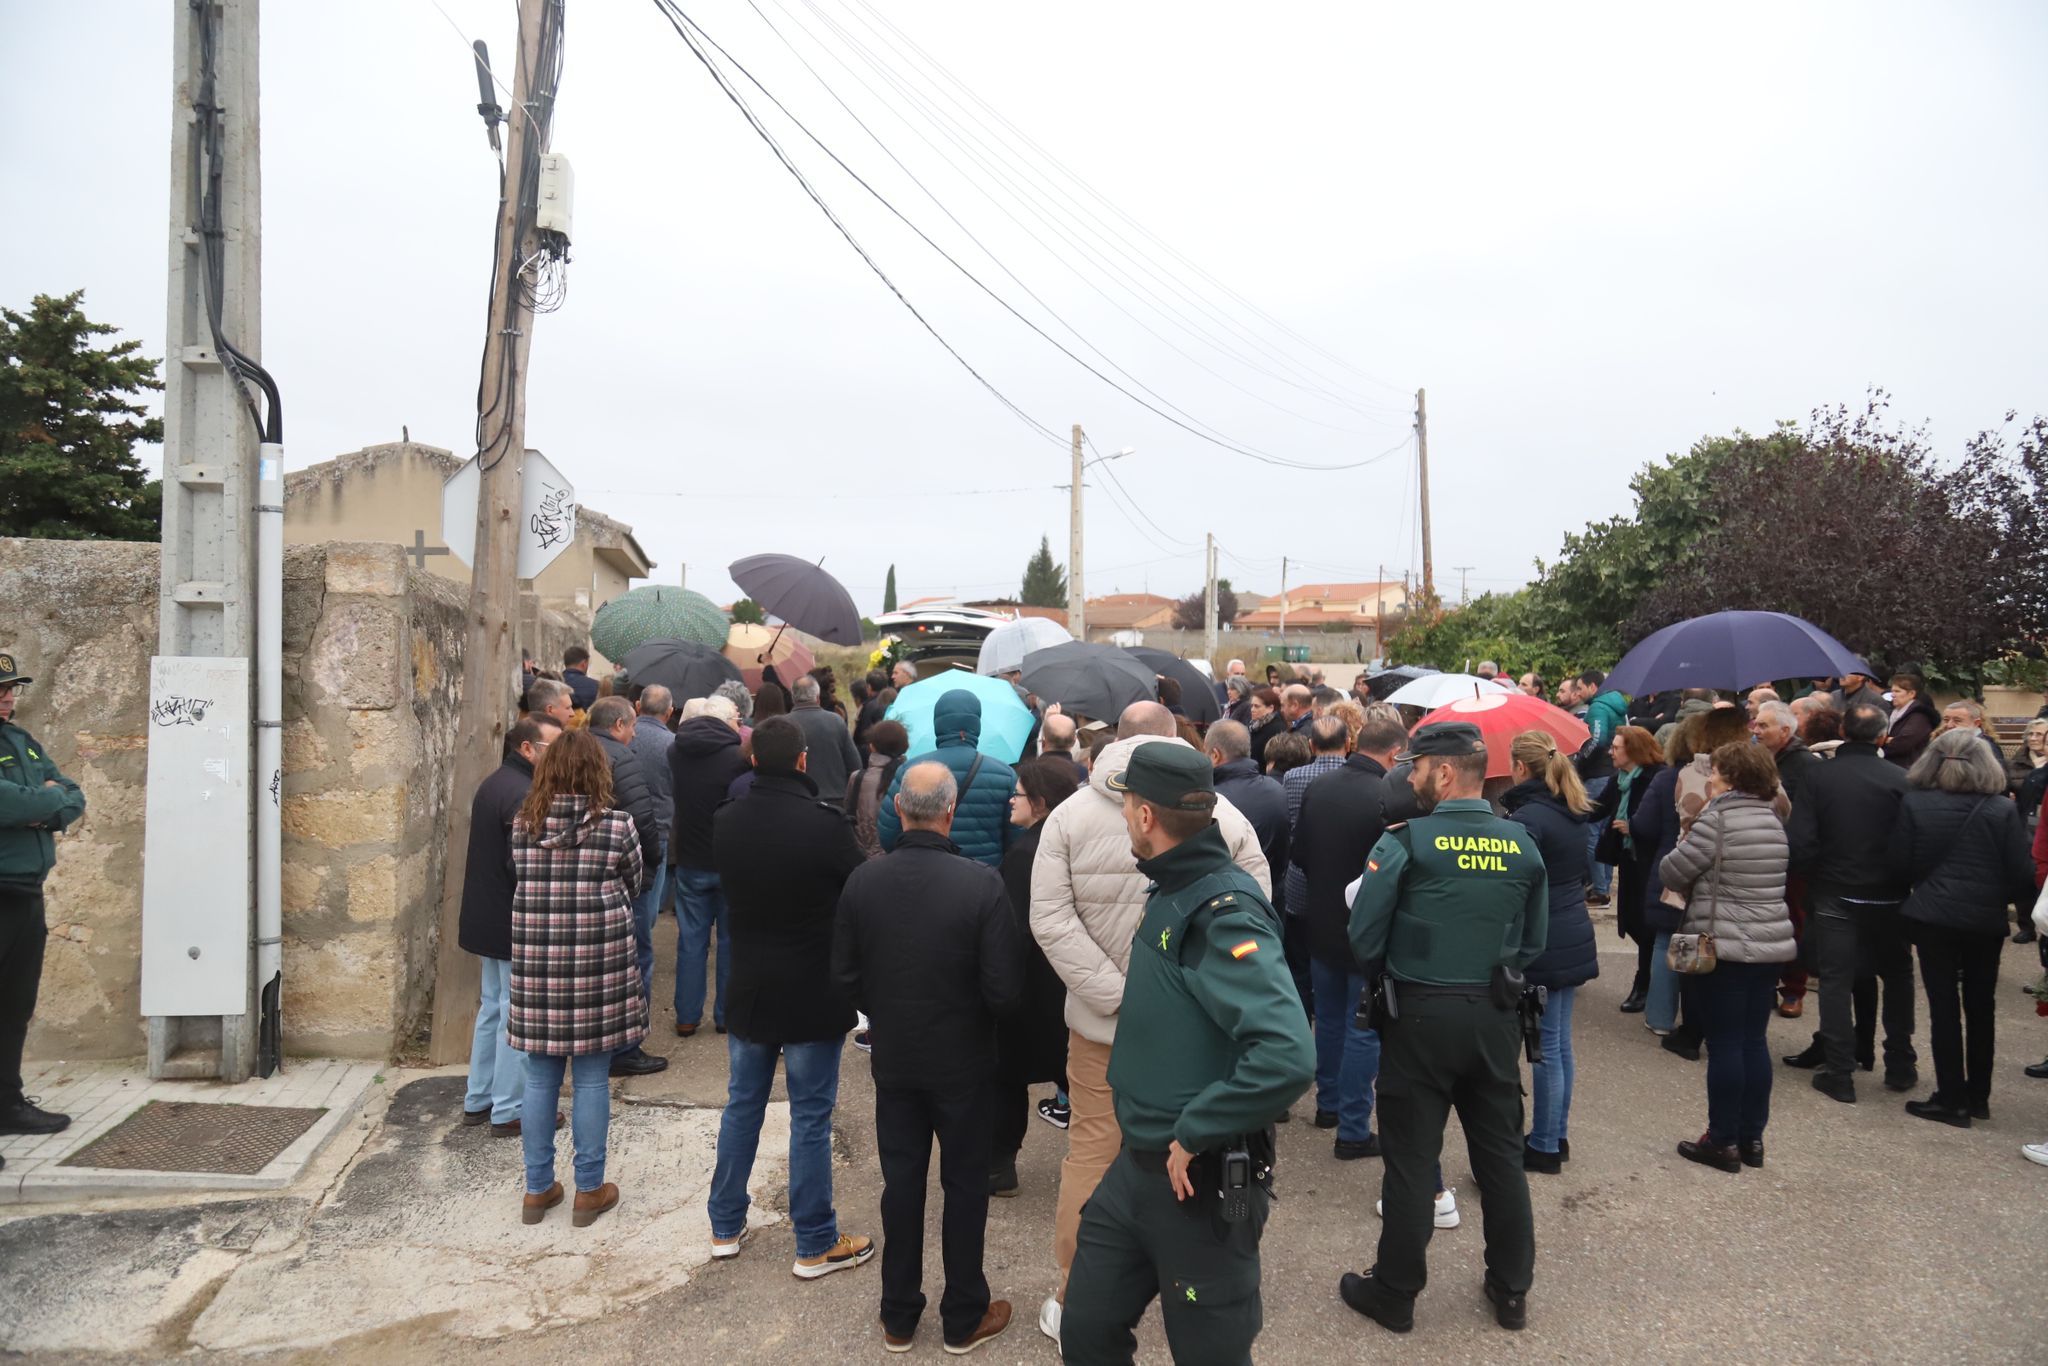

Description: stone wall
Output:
[0,536,584,1062]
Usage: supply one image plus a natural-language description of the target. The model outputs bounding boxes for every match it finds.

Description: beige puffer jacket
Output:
[1029,734,1271,1045]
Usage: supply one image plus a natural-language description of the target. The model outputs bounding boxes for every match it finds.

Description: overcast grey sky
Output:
[5,1,2044,614]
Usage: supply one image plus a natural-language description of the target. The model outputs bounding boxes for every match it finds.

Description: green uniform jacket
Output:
[0,718,85,889]
[1348,798,1548,985]
[1107,823,1315,1154]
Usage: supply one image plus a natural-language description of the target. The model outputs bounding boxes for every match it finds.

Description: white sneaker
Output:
[2022,1142,2048,1168]
[710,1225,753,1259]
[1375,1188,1460,1229]
[1038,1295,1062,1344]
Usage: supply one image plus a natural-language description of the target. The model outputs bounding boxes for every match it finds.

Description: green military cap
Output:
[1107,742,1217,811]
[0,653,30,687]
[1399,720,1485,761]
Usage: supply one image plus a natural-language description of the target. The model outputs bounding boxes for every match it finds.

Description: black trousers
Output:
[0,888,47,1106]
[875,1082,992,1344]
[1062,1147,1269,1365]
[1813,898,1917,1075]
[992,1083,1030,1168]
[1281,914,1315,1021]
[1912,924,2004,1109]
[1374,992,1533,1299]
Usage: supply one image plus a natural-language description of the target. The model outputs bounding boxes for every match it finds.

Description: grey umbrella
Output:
[728,554,863,646]
[621,637,744,703]
[1126,647,1221,725]
[1020,641,1159,723]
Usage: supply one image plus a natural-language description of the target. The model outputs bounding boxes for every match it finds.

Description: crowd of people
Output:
[443,643,2048,1358]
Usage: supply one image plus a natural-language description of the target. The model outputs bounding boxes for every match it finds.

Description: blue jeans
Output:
[522,1052,612,1193]
[464,956,525,1124]
[1583,777,1612,896]
[1700,961,1777,1144]
[708,1034,845,1258]
[1648,933,1681,1032]
[1309,959,1379,1141]
[630,862,666,1012]
[1528,985,1577,1153]
[672,866,730,1028]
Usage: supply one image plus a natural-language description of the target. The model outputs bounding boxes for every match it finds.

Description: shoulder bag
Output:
[1665,809,1721,976]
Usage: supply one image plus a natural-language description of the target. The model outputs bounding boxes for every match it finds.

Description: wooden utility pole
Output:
[1276,555,1289,645]
[1415,388,1435,606]
[1068,424,1085,637]
[1453,565,1474,605]
[1376,561,1386,654]
[1203,533,1219,666]
[430,0,552,1064]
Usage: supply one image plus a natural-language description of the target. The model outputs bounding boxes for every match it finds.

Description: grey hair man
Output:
[1476,660,1499,681]
[1117,700,1177,739]
[1938,698,2010,768]
[525,677,574,729]
[892,661,917,690]
[790,672,863,808]
[1039,711,1086,780]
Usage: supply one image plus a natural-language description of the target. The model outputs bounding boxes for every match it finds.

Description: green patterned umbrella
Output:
[592,586,729,660]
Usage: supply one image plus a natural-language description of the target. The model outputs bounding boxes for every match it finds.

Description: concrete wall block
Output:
[282,784,406,847]
[345,855,400,926]
[305,598,403,710]
[344,707,417,787]
[281,930,399,1059]
[281,718,329,773]
[320,540,407,598]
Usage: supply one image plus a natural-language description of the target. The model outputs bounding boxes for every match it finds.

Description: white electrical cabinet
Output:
[140,656,253,1017]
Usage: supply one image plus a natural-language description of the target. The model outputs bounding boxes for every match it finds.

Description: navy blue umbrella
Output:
[1603,611,1872,697]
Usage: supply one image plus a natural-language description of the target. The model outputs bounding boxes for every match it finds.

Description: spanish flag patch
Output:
[1229,940,1260,959]
[1367,859,1380,873]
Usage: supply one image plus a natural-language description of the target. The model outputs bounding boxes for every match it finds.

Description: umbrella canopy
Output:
[1126,647,1221,725]
[1603,610,1873,697]
[728,554,863,646]
[1020,640,1158,723]
[724,622,815,691]
[591,585,729,659]
[1364,664,1439,701]
[621,637,743,704]
[976,616,1073,676]
[1416,692,1590,780]
[1382,672,1516,710]
[885,671,1036,764]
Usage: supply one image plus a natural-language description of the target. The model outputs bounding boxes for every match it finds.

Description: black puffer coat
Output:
[1503,779,1599,990]
[457,755,533,961]
[595,731,663,878]
[1889,788,2036,936]
[669,716,750,870]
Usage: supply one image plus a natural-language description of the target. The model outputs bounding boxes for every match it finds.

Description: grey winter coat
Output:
[1659,792,1795,964]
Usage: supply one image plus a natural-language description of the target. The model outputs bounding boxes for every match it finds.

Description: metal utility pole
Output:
[679,562,687,591]
[1453,565,1474,605]
[429,0,557,1064]
[1203,534,1219,664]
[1276,555,1288,645]
[1415,388,1435,606]
[145,0,273,1082]
[1376,562,1387,653]
[1068,424,1085,638]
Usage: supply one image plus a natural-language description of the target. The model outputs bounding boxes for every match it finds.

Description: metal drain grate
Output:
[61,1100,327,1175]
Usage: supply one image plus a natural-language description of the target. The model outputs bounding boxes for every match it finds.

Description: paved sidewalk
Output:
[1,1058,379,1203]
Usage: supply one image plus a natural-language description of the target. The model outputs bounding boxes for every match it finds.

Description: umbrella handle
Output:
[761,620,789,664]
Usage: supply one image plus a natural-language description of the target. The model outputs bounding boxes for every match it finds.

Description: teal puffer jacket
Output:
[875,690,1015,867]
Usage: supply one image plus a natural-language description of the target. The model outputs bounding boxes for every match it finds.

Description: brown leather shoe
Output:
[492,1111,566,1138]
[1776,995,1804,1019]
[521,1181,564,1224]
[944,1300,1012,1355]
[675,1021,698,1037]
[573,1182,620,1227]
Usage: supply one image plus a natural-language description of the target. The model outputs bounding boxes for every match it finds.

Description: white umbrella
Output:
[976,616,1073,676]
[1382,672,1517,710]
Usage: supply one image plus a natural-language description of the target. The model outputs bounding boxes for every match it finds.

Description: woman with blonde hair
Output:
[508,728,648,1228]
[1502,730,1595,1172]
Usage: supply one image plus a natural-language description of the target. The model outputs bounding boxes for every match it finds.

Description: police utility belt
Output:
[1360,967,1549,1064]
[1129,1128,1276,1224]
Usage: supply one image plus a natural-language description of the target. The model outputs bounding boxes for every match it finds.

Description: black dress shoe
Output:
[1334,1134,1382,1160]
[1904,1097,1970,1128]
[1522,1141,1562,1175]
[1558,1138,1571,1162]
[1313,1109,1340,1129]
[0,1099,71,1136]
[1781,1041,1825,1069]
[988,1163,1020,1198]
[1484,1279,1528,1330]
[1737,1139,1765,1169]
[2024,1058,2048,1080]
[1811,1070,1856,1104]
[2015,924,2038,945]
[1677,1134,1741,1173]
[1660,1034,1701,1063]
[1338,1270,1414,1333]
[1617,989,1648,1014]
[608,1049,670,1078]
[1883,1068,1919,1093]
[1968,1100,1990,1122]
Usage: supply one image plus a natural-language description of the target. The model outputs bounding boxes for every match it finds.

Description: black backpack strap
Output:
[961,750,987,801]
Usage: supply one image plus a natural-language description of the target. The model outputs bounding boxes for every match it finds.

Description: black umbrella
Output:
[1365,664,1438,702]
[728,553,863,646]
[1021,641,1158,723]
[622,637,743,703]
[1126,647,1221,725]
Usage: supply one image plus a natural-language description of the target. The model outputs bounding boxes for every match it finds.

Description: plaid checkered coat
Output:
[507,794,649,1056]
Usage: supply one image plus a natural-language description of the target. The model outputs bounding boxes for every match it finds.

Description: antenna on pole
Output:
[472,40,504,152]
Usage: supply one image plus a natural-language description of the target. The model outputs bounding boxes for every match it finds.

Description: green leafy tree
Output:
[883,564,897,614]
[730,597,766,625]
[1019,536,1068,608]
[0,290,164,540]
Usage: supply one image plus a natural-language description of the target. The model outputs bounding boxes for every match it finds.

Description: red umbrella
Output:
[724,623,815,691]
[1417,692,1590,780]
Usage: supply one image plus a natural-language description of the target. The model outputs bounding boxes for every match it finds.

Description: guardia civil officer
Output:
[0,652,85,1149]
[1060,744,1314,1366]
[1338,721,1548,1334]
